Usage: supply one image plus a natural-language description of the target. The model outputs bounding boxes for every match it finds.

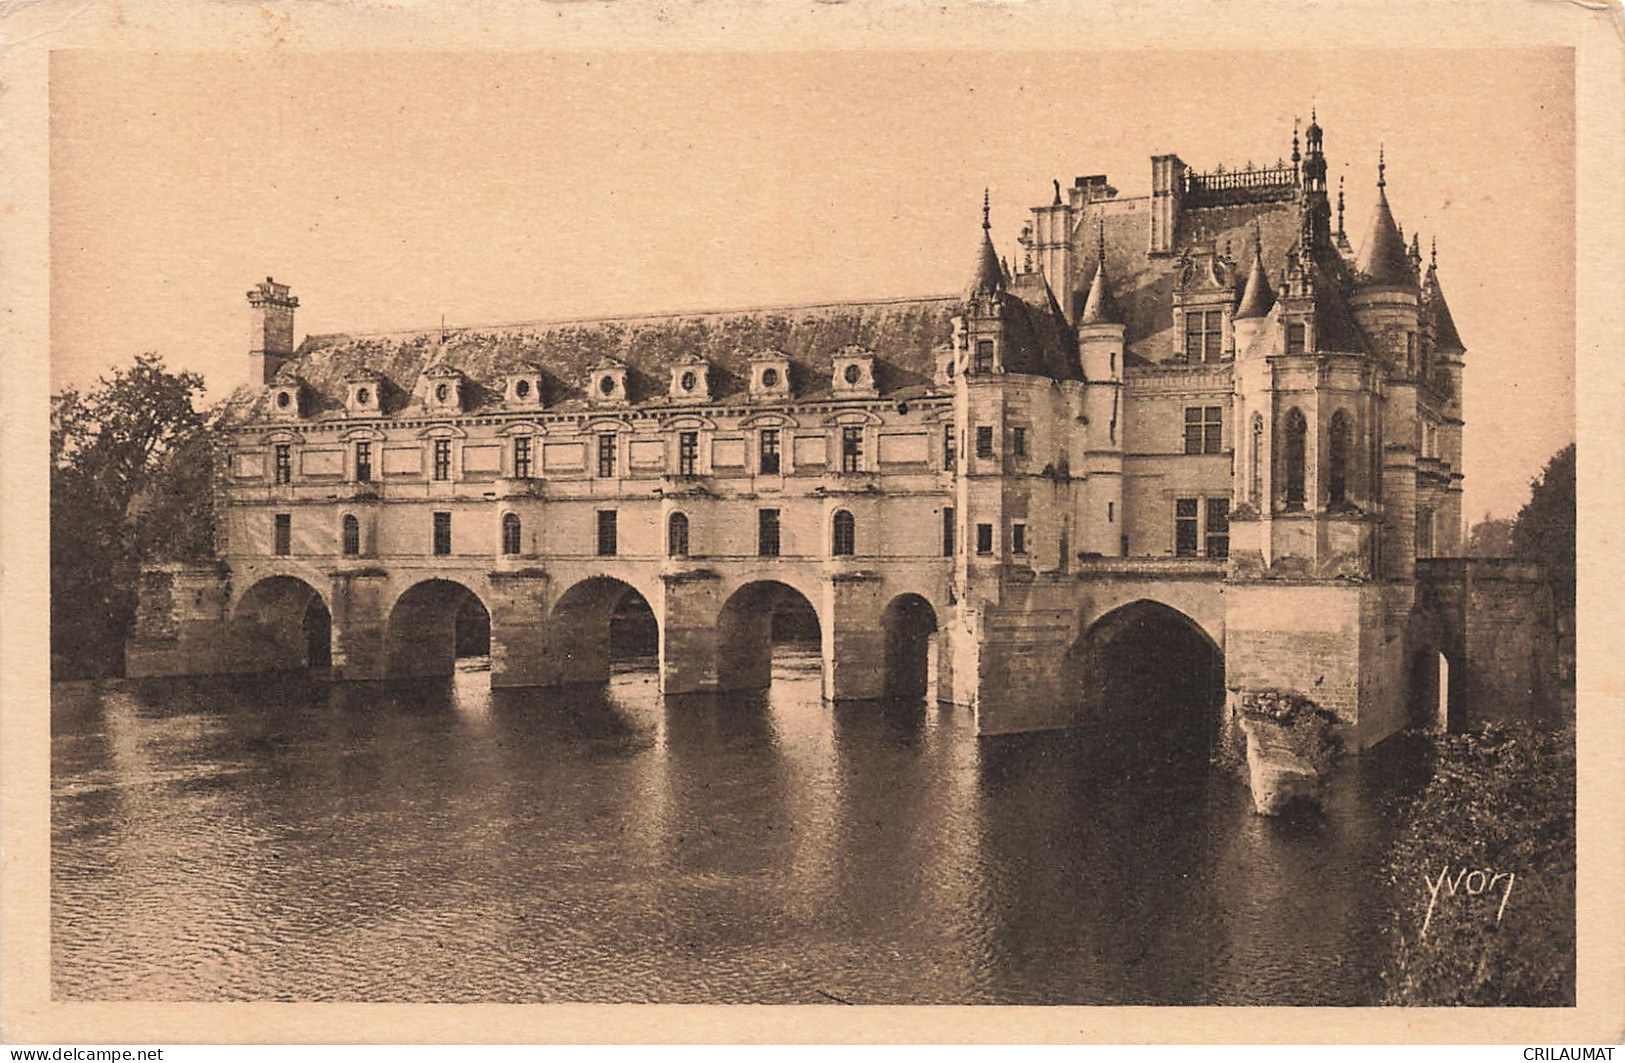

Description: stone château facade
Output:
[131,117,1559,775]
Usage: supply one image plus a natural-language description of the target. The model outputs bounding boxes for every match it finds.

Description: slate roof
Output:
[1425,264,1465,352]
[241,297,962,422]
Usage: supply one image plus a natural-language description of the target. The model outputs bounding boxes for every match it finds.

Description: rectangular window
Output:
[273,513,291,556]
[597,434,617,478]
[1287,322,1307,355]
[596,510,618,557]
[1184,309,1223,363]
[759,429,781,474]
[513,436,532,479]
[342,516,360,556]
[976,426,994,459]
[974,339,994,374]
[1205,498,1230,559]
[1011,522,1027,555]
[678,431,699,477]
[433,439,451,481]
[758,509,781,557]
[841,427,863,473]
[942,507,956,556]
[432,511,452,556]
[274,444,292,485]
[1417,508,1434,557]
[1184,406,1223,455]
[1011,427,1028,460]
[1175,498,1199,557]
[1108,500,1115,523]
[943,424,957,470]
[355,441,372,483]
[975,523,994,556]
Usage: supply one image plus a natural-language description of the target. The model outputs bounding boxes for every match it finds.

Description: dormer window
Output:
[268,374,303,422]
[344,370,383,416]
[748,351,792,402]
[669,356,712,402]
[422,365,465,413]
[1184,309,1225,363]
[831,347,877,398]
[589,358,629,406]
[504,364,544,408]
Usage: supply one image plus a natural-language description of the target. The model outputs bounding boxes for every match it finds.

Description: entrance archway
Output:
[385,579,490,679]
[1407,646,1454,731]
[233,576,331,673]
[1073,599,1224,761]
[715,580,823,692]
[881,593,939,700]
[548,577,659,686]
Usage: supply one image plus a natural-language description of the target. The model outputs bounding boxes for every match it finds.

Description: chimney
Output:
[1149,155,1186,256]
[247,277,299,385]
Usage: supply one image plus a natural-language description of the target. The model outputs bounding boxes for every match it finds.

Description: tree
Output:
[1511,443,1576,612]
[51,354,211,679]
[1466,513,1515,558]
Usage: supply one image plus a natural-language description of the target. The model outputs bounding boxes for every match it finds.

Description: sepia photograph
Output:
[6,1,1621,1045]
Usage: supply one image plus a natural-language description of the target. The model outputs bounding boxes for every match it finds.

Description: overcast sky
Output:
[50,49,1573,520]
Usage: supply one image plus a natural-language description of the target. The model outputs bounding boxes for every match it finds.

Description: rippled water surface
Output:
[53,653,1422,1003]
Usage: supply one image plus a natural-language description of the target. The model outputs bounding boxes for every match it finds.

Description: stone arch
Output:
[1405,605,1464,732]
[232,574,332,673]
[881,593,938,699]
[1071,598,1225,754]
[384,578,491,679]
[831,509,856,557]
[546,575,659,686]
[715,580,824,692]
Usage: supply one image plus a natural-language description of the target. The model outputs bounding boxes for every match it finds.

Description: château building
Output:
[132,116,1557,791]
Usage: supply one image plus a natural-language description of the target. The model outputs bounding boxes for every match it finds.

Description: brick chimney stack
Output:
[247,277,299,385]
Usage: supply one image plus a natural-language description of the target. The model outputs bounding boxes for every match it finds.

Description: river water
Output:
[52,652,1425,1004]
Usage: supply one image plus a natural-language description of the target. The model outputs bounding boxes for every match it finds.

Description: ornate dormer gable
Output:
[1172,241,1238,363]
[831,345,878,398]
[587,356,629,407]
[747,349,792,402]
[343,367,383,416]
[932,342,959,389]
[421,362,466,413]
[668,354,713,403]
[268,364,305,421]
[504,362,545,408]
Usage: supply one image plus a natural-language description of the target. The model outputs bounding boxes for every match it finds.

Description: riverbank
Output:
[1380,723,1576,1006]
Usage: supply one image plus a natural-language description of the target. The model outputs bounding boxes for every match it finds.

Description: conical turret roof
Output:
[1425,258,1465,352]
[1078,221,1122,326]
[1235,233,1276,320]
[963,190,1005,301]
[1355,153,1414,287]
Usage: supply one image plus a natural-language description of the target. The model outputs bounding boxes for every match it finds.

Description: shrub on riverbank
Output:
[1381,724,1575,1005]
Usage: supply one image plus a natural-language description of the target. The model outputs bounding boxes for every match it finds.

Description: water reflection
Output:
[53,658,1420,1004]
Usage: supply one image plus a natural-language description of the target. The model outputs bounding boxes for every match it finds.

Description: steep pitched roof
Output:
[1004,273,1082,380]
[245,297,961,422]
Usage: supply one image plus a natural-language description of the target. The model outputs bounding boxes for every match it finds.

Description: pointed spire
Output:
[964,189,1005,300]
[1079,218,1121,326]
[1377,144,1386,189]
[1425,241,1465,352]
[1355,150,1412,286]
[1292,117,1301,166]
[1337,175,1345,238]
[1235,225,1277,320]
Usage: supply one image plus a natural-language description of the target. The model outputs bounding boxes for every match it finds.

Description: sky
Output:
[49,49,1574,521]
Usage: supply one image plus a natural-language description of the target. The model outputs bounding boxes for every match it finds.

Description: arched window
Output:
[667,512,689,558]
[1328,409,1350,506]
[1283,407,1307,509]
[832,510,856,556]
[501,512,522,557]
[1249,414,1265,509]
[341,514,360,557]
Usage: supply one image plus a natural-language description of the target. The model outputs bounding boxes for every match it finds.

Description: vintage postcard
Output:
[2,0,1621,1046]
